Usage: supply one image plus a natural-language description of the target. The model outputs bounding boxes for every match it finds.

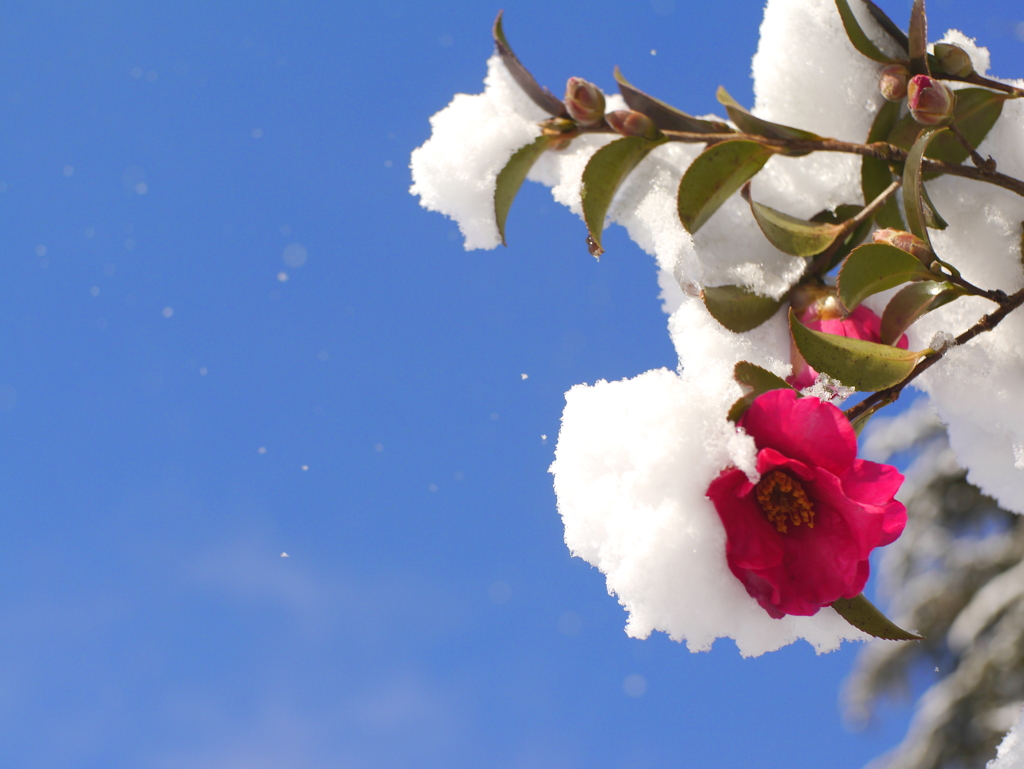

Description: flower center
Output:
[755,470,815,534]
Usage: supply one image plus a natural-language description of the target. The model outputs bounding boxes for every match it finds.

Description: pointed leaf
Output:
[903,128,945,243]
[920,183,947,230]
[790,309,926,391]
[678,140,776,234]
[494,135,554,246]
[716,87,821,153]
[864,0,909,53]
[614,67,732,135]
[908,0,929,75]
[880,281,964,344]
[744,188,845,257]
[832,594,922,641]
[492,12,568,118]
[727,361,796,422]
[862,99,905,230]
[838,243,937,310]
[835,0,894,63]
[581,136,666,255]
[702,284,783,333]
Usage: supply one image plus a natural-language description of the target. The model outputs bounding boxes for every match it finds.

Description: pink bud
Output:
[604,110,662,140]
[873,228,936,265]
[564,77,606,126]
[878,64,910,102]
[907,75,955,126]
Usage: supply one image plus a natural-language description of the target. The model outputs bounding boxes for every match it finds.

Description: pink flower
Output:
[706,389,907,618]
[788,303,908,389]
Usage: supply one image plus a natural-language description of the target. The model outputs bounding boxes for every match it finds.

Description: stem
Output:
[844,286,1024,421]
[948,121,996,173]
[807,179,902,278]
[941,71,1024,99]
[654,130,1024,198]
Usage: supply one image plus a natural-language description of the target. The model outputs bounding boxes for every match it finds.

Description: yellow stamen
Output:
[755,470,815,534]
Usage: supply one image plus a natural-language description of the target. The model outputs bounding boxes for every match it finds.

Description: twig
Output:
[845,286,1024,421]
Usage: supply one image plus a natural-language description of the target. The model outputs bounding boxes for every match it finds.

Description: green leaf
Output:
[581,136,667,255]
[864,0,909,54]
[908,0,929,76]
[744,187,846,257]
[880,281,964,345]
[832,594,922,641]
[614,67,732,135]
[790,309,925,391]
[862,99,905,230]
[495,135,554,246]
[903,128,945,244]
[677,140,776,234]
[920,183,948,230]
[849,400,886,437]
[716,87,822,154]
[838,243,937,310]
[702,284,783,333]
[727,361,796,423]
[811,205,875,274]
[835,0,894,63]
[492,12,568,118]
[888,90,1008,169]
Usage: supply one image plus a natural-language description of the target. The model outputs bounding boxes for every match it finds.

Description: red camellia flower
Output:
[706,389,907,618]
[788,301,908,389]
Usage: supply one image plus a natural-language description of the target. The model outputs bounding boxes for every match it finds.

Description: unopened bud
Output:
[934,43,975,78]
[907,75,956,126]
[564,77,606,126]
[604,110,662,140]
[873,228,936,265]
[878,63,910,102]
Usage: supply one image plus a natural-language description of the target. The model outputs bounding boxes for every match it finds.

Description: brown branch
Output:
[844,286,1024,422]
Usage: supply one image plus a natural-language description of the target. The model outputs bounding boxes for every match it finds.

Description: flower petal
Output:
[740,389,856,476]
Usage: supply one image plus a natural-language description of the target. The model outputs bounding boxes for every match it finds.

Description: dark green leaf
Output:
[864,0,909,53]
[880,281,964,344]
[744,189,845,257]
[832,594,922,641]
[678,140,776,234]
[702,284,783,333]
[492,12,568,118]
[862,99,905,230]
[838,243,938,310]
[903,128,945,243]
[614,67,731,135]
[727,361,796,423]
[889,89,1008,169]
[908,0,929,76]
[835,0,894,63]
[716,87,821,153]
[790,309,925,391]
[581,136,667,255]
[920,183,948,230]
[495,135,554,246]
[812,204,876,273]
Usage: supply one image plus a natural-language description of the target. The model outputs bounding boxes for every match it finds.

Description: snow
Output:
[410,0,1024,654]
[991,707,1024,769]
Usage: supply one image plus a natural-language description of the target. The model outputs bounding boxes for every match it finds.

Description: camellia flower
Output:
[706,389,907,618]
[788,296,908,389]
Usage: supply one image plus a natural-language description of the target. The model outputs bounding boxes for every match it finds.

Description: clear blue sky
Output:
[1,1,1021,767]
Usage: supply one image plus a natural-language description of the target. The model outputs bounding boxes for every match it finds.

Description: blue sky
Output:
[1,1,1022,767]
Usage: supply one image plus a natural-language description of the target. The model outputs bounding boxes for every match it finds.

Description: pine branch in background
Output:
[846,403,1024,769]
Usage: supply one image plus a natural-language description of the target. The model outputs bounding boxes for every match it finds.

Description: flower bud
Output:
[878,63,910,102]
[934,43,975,78]
[604,110,662,141]
[907,75,956,126]
[873,228,936,265]
[564,77,606,126]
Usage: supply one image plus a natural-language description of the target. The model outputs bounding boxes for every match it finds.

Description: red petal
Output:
[740,389,856,476]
